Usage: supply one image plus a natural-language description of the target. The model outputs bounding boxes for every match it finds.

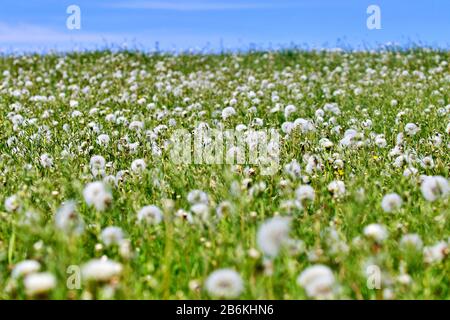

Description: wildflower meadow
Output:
[0,49,448,299]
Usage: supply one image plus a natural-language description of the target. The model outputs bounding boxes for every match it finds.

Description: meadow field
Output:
[0,49,448,299]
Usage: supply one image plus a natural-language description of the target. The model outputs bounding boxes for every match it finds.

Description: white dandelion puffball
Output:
[375,136,387,148]
[90,155,106,176]
[381,193,403,213]
[71,110,82,118]
[319,138,334,149]
[423,242,448,264]
[420,176,449,202]
[297,265,335,299]
[327,180,346,197]
[39,153,53,168]
[284,104,297,118]
[81,259,123,282]
[131,159,146,173]
[419,156,435,169]
[404,123,419,136]
[400,234,423,250]
[105,114,116,123]
[175,209,194,224]
[4,194,21,213]
[137,205,163,224]
[12,260,41,279]
[97,134,110,146]
[83,181,112,211]
[190,203,209,219]
[24,272,56,296]
[403,167,418,177]
[281,121,294,134]
[69,100,78,108]
[294,118,315,133]
[216,201,233,218]
[363,224,388,242]
[221,106,236,120]
[205,269,243,298]
[103,175,116,186]
[90,155,106,169]
[284,159,301,179]
[101,226,125,246]
[295,185,315,201]
[257,216,291,257]
[55,200,84,234]
[129,120,144,131]
[187,189,209,205]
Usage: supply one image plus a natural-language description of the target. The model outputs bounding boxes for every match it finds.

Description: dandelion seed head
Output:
[381,193,403,213]
[297,265,335,299]
[83,181,112,211]
[81,259,123,282]
[205,269,243,298]
[363,223,388,242]
[101,226,125,246]
[137,205,163,224]
[24,272,56,296]
[12,260,41,279]
[257,216,291,257]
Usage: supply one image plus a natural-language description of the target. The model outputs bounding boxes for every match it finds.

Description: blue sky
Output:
[1,0,450,52]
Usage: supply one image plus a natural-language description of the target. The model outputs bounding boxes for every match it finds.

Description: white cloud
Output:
[108,1,285,11]
[0,22,233,52]
[0,23,130,43]
[0,23,134,52]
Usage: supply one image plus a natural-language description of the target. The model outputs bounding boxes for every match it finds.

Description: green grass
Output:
[0,49,448,299]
